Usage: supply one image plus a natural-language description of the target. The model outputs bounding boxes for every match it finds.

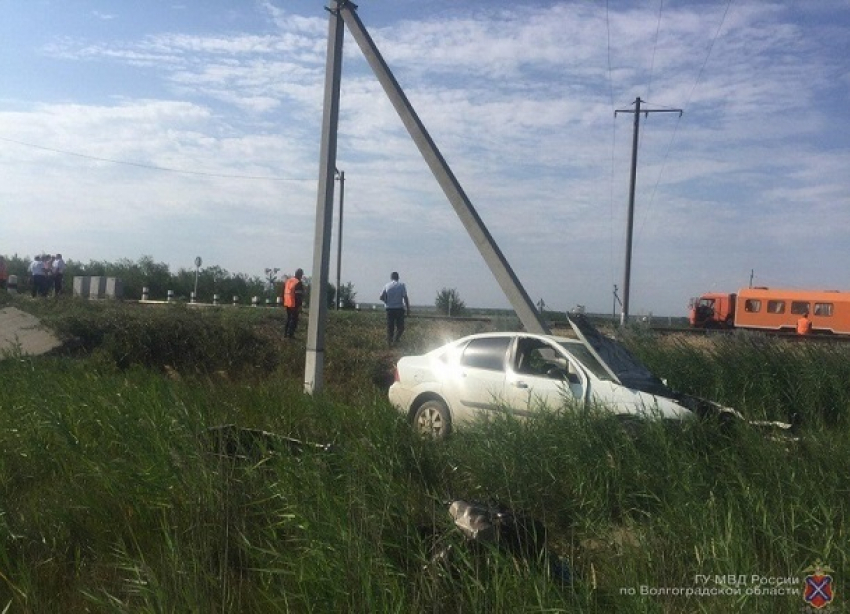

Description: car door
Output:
[505,336,586,415]
[450,336,512,419]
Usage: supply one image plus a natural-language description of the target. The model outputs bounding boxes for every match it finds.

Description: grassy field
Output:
[1,296,848,613]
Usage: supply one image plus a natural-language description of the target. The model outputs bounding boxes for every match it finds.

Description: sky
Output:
[1,0,849,317]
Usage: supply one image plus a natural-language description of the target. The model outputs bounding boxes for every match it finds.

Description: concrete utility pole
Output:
[614,97,681,326]
[193,256,202,299]
[335,168,345,310]
[612,284,621,321]
[304,1,344,394]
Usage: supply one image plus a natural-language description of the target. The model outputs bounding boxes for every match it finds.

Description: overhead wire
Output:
[632,0,734,249]
[608,0,667,306]
[646,0,664,109]
[683,0,733,109]
[0,135,313,182]
[632,0,666,240]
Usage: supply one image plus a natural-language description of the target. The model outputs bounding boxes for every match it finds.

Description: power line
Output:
[635,1,733,245]
[683,0,734,108]
[646,0,665,102]
[0,135,313,182]
[634,109,684,249]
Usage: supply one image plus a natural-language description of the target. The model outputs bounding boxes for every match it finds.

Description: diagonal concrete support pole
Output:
[338,3,549,336]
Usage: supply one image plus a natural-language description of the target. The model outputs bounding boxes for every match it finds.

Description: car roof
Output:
[449,331,575,343]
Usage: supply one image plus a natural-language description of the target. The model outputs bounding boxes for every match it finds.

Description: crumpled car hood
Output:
[567,314,795,434]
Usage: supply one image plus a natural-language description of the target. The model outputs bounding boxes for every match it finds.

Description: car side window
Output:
[460,337,511,372]
[515,338,568,378]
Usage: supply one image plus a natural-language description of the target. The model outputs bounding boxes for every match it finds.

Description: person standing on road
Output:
[52,253,66,296]
[282,268,305,339]
[380,271,410,346]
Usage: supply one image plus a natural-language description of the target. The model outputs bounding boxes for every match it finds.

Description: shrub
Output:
[435,287,467,316]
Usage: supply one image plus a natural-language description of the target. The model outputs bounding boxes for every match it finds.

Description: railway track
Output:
[649,326,850,343]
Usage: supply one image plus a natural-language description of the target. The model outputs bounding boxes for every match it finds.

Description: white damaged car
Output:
[389,314,745,438]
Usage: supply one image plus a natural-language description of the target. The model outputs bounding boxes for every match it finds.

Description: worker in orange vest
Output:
[796,311,813,335]
[282,268,305,339]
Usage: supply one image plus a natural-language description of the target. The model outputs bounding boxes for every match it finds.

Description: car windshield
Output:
[556,342,613,381]
[567,314,671,395]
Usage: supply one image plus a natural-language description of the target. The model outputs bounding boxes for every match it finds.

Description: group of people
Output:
[280,268,410,347]
[28,253,66,297]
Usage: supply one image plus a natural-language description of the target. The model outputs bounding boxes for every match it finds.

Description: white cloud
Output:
[1,1,848,313]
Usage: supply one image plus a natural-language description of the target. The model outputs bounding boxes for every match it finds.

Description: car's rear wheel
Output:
[413,399,452,439]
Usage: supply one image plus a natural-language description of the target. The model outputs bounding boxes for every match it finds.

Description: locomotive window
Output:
[744,299,761,312]
[767,300,785,314]
[791,301,810,315]
[814,303,834,317]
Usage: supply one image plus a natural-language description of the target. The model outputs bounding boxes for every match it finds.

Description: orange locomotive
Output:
[689,287,850,335]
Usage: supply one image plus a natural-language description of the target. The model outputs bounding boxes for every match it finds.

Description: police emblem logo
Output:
[803,560,835,609]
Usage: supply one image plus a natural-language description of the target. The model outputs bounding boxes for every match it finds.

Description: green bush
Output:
[41,300,282,376]
[435,287,467,317]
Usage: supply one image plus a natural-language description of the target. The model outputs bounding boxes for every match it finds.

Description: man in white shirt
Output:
[380,271,410,346]
[29,255,46,297]
[52,253,66,295]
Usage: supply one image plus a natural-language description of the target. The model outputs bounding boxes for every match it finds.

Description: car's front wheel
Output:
[412,399,452,439]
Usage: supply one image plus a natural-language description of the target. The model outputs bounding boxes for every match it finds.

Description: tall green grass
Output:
[623,328,850,427]
[0,301,848,612]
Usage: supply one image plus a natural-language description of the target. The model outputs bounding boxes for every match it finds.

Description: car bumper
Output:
[388,383,415,414]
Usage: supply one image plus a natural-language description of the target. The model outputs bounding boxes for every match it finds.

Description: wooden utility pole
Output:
[614,97,681,325]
